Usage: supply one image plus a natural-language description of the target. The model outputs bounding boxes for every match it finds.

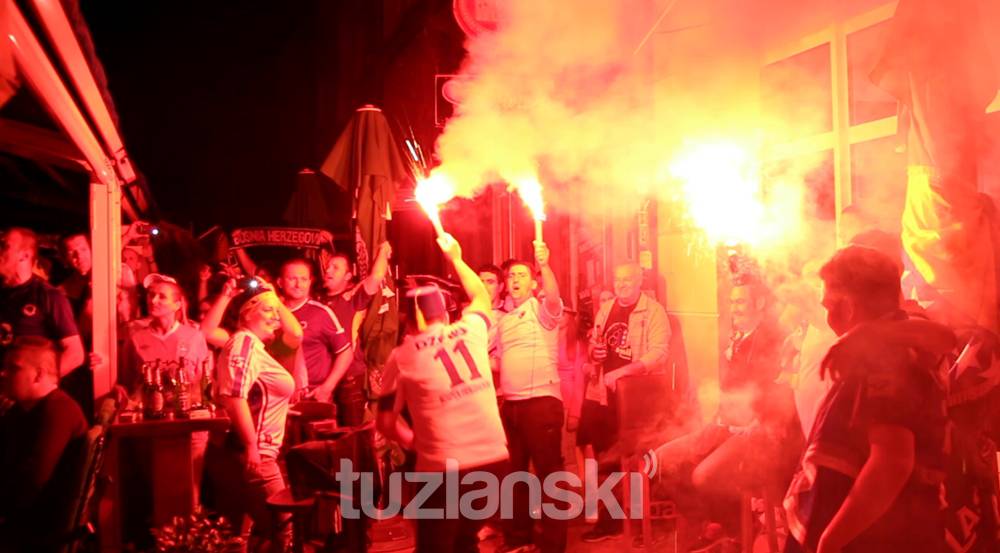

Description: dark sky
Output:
[81,1,333,231]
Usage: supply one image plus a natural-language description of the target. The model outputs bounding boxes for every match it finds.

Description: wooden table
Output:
[100,414,230,552]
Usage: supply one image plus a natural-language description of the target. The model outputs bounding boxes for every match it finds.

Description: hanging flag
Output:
[872,0,1000,331]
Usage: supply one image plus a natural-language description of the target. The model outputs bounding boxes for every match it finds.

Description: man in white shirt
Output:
[494,241,566,553]
[377,233,508,552]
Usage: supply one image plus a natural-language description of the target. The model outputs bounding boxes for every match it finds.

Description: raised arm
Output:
[534,241,561,314]
[362,241,393,296]
[200,279,237,348]
[437,233,492,316]
[233,246,258,277]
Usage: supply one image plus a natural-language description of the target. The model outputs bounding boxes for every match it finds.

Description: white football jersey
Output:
[384,311,508,471]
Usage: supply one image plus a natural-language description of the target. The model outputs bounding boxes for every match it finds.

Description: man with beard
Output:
[784,246,951,553]
[653,277,797,548]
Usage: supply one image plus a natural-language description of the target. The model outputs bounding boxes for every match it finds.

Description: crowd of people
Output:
[0,217,997,553]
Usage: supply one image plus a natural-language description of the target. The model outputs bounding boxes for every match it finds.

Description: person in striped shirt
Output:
[215,286,296,552]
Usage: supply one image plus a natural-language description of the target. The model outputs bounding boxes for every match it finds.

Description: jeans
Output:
[501,396,567,553]
[205,444,290,553]
[415,460,509,553]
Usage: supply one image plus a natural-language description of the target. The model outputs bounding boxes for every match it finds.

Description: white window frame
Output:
[761,1,1000,243]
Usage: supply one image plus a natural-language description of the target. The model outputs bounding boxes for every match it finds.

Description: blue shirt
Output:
[291,300,351,386]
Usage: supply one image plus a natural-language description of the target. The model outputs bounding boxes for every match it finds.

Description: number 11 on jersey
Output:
[434,340,482,387]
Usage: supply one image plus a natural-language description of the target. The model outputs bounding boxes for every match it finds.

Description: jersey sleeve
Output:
[218,333,259,399]
[316,303,351,355]
[352,287,374,311]
[536,296,564,331]
[461,310,492,335]
[327,313,351,354]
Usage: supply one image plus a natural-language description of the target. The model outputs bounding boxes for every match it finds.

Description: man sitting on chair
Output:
[578,262,670,543]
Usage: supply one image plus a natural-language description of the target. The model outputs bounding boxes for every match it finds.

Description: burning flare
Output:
[669,141,801,251]
[512,175,546,241]
[414,172,456,237]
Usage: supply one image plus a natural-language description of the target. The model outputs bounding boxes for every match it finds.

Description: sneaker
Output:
[581,525,623,543]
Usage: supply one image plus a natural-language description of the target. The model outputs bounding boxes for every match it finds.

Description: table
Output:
[99,414,230,552]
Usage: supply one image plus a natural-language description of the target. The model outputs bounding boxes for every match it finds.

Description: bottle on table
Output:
[161,360,178,417]
[142,362,166,420]
[176,359,192,415]
[200,358,214,409]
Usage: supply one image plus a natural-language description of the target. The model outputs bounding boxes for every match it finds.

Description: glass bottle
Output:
[143,363,165,419]
[176,359,191,415]
[161,360,178,415]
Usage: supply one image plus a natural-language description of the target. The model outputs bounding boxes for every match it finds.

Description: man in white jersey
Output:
[494,241,566,553]
[377,232,508,553]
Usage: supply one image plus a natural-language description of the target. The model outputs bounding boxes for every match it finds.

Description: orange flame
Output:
[669,142,801,250]
[414,172,456,236]
[513,175,546,222]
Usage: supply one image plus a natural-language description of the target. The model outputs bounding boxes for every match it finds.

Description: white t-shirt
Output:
[217,330,296,459]
[494,296,563,401]
[383,311,508,471]
[794,323,837,437]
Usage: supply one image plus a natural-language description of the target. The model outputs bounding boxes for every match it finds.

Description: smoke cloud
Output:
[432,0,844,264]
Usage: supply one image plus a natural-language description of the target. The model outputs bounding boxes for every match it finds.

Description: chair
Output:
[266,488,319,553]
[740,489,781,553]
[616,373,682,552]
[59,424,109,553]
[286,400,339,447]
[268,423,375,552]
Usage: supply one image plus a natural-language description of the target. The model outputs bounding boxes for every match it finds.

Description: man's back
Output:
[392,311,507,471]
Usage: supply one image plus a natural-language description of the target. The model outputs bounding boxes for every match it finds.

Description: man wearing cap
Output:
[377,233,507,552]
[494,241,566,553]
[0,228,84,386]
[276,259,353,417]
